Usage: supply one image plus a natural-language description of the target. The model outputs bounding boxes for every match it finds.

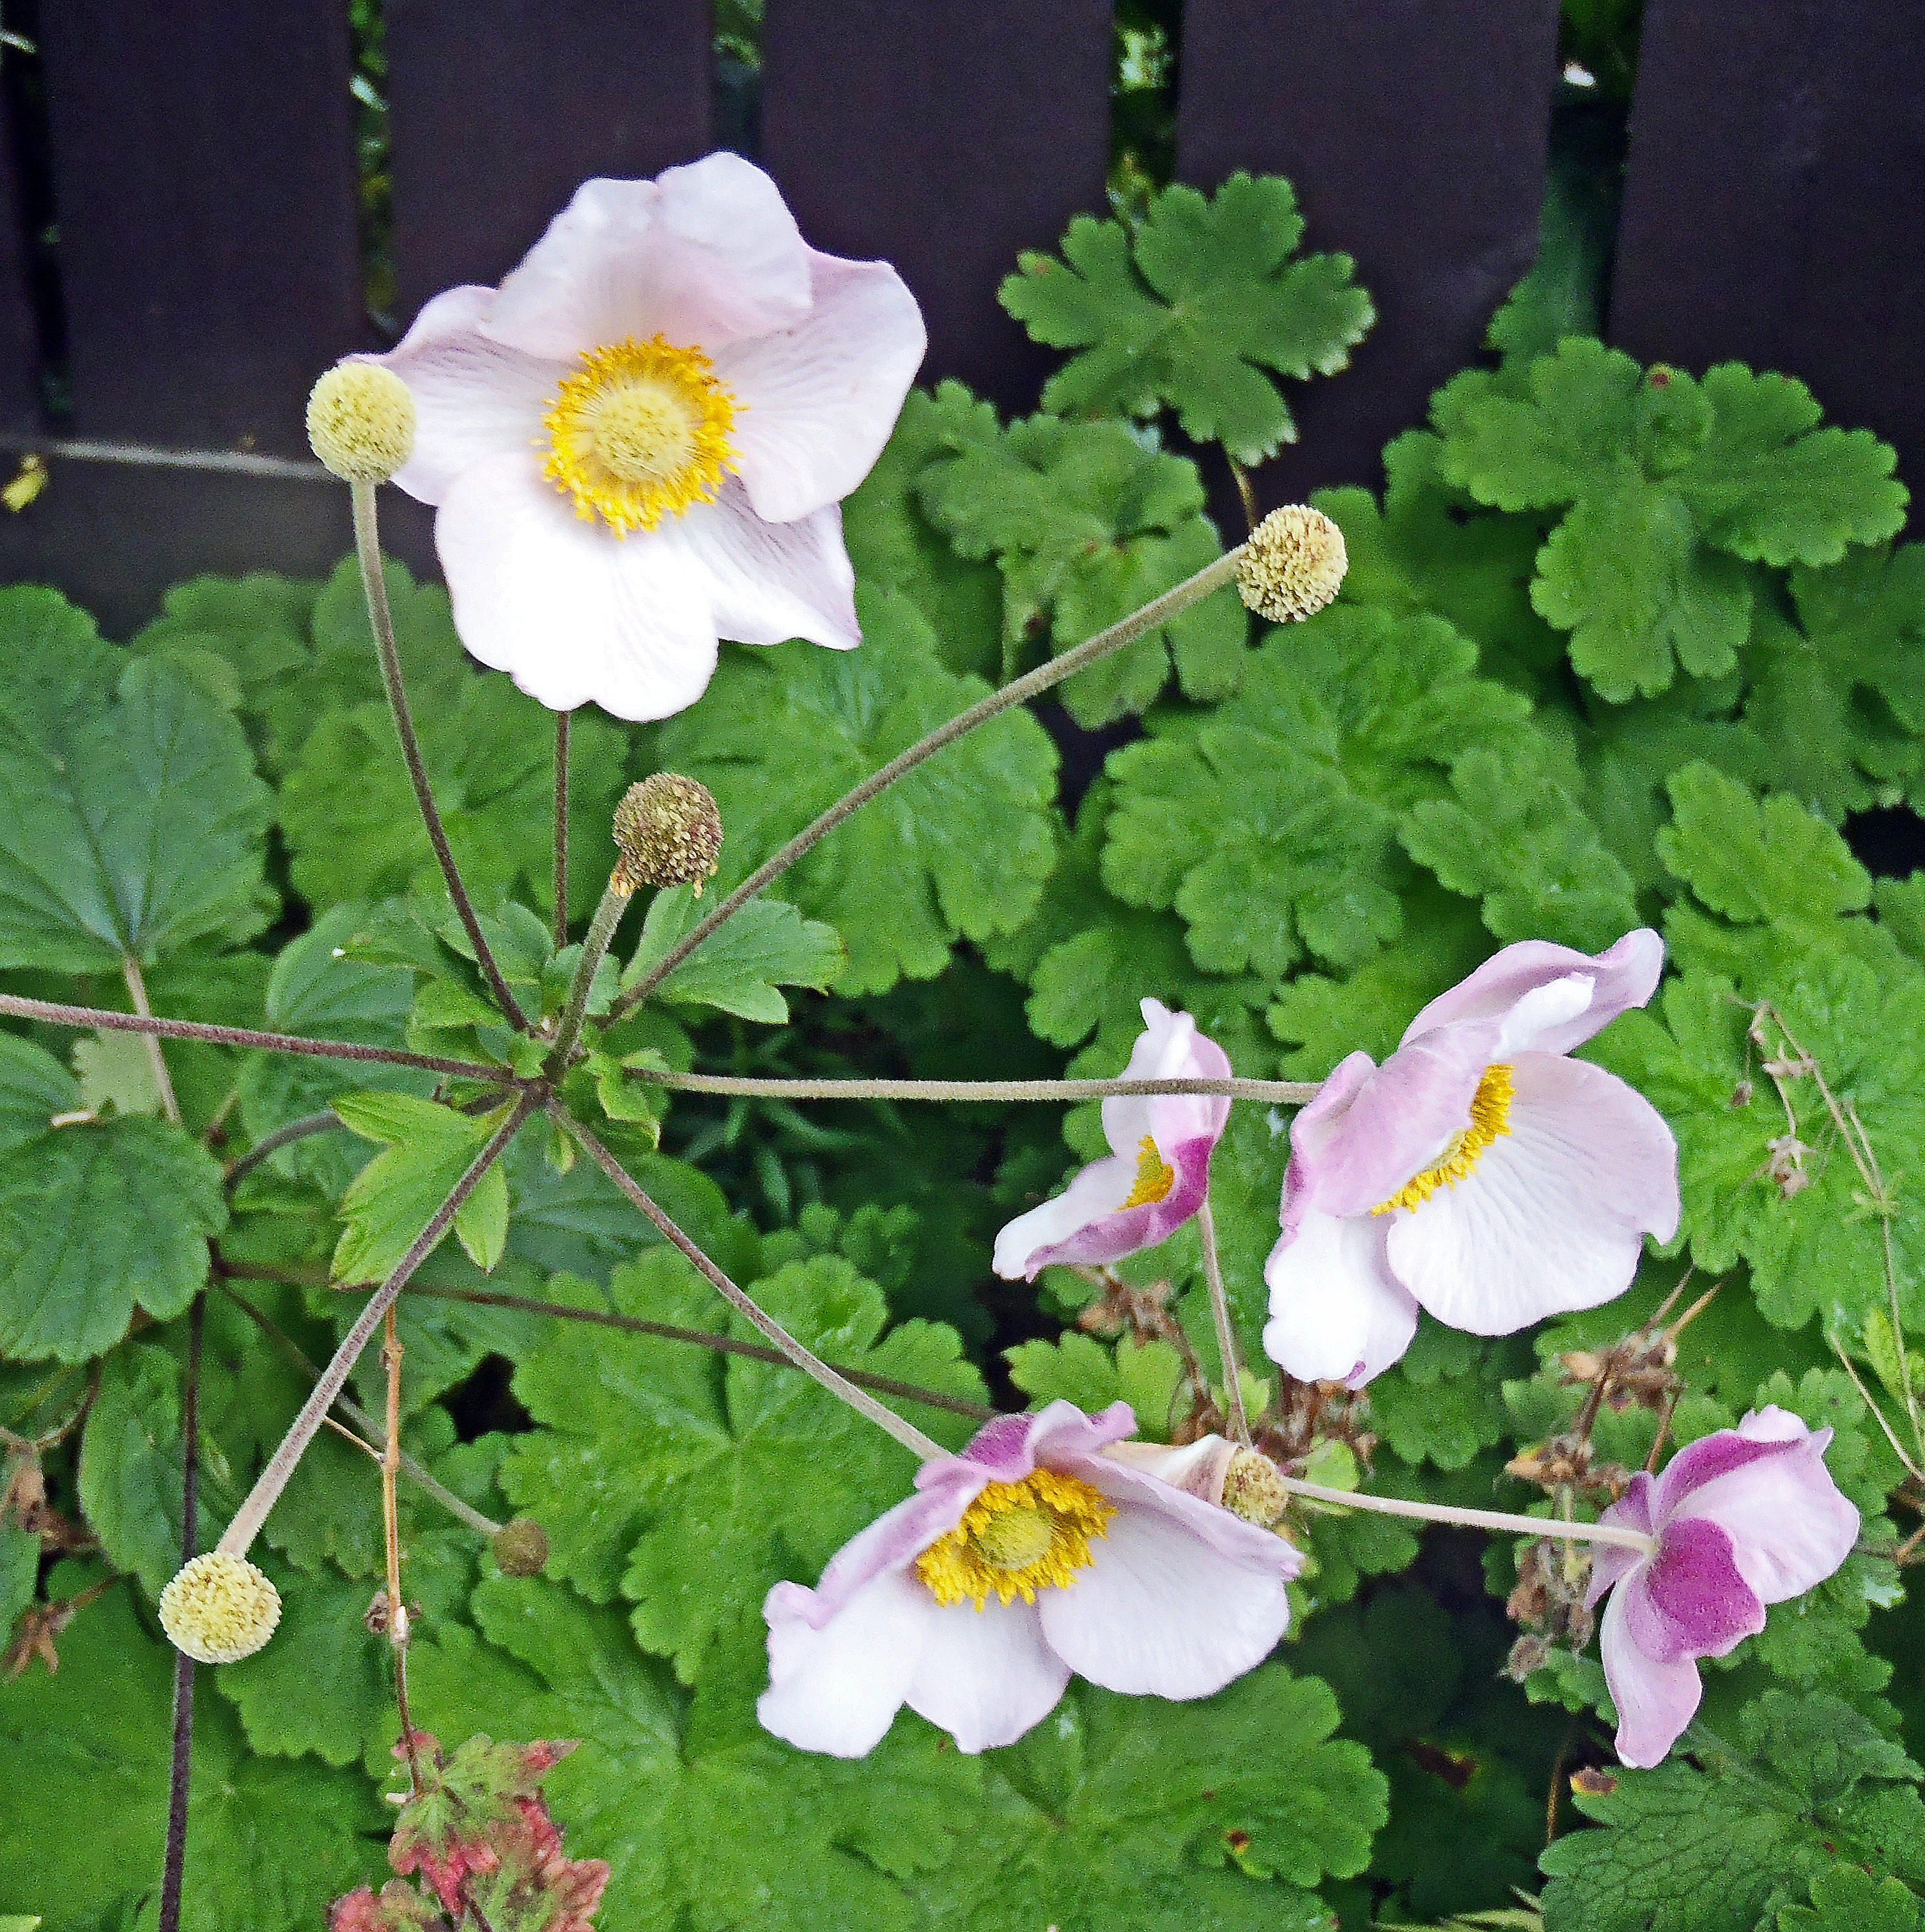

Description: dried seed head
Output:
[158,1551,282,1664]
[493,1516,550,1577]
[1236,505,1347,622]
[1221,1449,1290,1529]
[306,360,417,483]
[612,773,723,896]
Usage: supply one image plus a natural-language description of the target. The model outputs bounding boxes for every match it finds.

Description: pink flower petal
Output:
[1262,1206,1418,1385]
[904,1595,1072,1752]
[958,1399,1137,1484]
[1101,998,1232,1159]
[481,156,812,360]
[759,1566,936,1758]
[1402,929,1664,1057]
[1588,1474,1655,1607]
[713,249,925,523]
[1035,1472,1293,1698]
[1625,1516,1765,1662]
[1600,1575,1705,1769]
[658,485,860,650]
[794,1476,981,1628]
[1384,1052,1679,1335]
[368,287,564,505]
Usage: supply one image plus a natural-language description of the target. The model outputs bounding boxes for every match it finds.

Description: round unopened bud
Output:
[612,773,723,896]
[1222,1449,1290,1530]
[158,1551,282,1664]
[493,1516,550,1577]
[306,360,416,483]
[1235,505,1347,623]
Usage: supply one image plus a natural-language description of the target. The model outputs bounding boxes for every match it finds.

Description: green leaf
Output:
[332,1094,518,1281]
[0,588,273,970]
[624,885,845,1023]
[1001,173,1374,463]
[0,1523,36,1635]
[653,587,1058,995]
[1004,1333,1189,1441]
[77,1342,193,1595]
[1367,1324,1522,1472]
[1779,1864,1922,1932]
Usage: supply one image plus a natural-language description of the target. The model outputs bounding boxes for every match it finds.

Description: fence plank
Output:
[761,0,1113,407]
[1176,0,1563,504]
[386,0,713,324]
[0,80,42,433]
[1611,0,1925,494]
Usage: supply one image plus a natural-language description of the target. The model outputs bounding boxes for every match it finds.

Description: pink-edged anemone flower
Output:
[364,153,925,722]
[1587,1407,1859,1767]
[1263,930,1680,1388]
[757,1401,1299,1758]
[993,999,1231,1281]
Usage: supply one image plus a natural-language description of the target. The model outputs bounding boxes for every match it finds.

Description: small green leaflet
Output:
[624,884,845,1023]
[1001,172,1374,463]
[0,587,274,971]
[1003,1332,1189,1441]
[1779,1864,1922,1932]
[331,1093,518,1281]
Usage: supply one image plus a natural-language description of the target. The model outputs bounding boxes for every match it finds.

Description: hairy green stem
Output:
[552,1106,948,1460]
[610,546,1246,1023]
[621,1067,1322,1105]
[1278,1475,1658,1555]
[553,709,571,952]
[215,1096,533,1558]
[1195,1200,1249,1447]
[350,479,529,1032]
[546,881,630,1076]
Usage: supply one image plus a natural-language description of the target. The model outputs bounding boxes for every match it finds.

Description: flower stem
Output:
[121,957,181,1127]
[610,546,1246,1023]
[1195,1200,1249,1448]
[551,1105,948,1460]
[1277,1474,1658,1555]
[0,992,507,1081]
[553,709,571,952]
[620,1067,1322,1106]
[546,881,629,1076]
[215,1096,533,1559]
[157,1294,204,1932]
[349,479,529,1033]
[224,1111,348,1188]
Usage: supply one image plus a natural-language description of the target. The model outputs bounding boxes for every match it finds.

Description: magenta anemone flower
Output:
[1588,1407,1859,1767]
[993,999,1231,1281]
[366,153,925,722]
[757,1402,1299,1758]
[1263,931,1680,1387]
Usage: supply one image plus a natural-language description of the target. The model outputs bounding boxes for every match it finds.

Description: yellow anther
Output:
[1373,1063,1515,1215]
[1121,1134,1177,1209]
[915,1469,1115,1609]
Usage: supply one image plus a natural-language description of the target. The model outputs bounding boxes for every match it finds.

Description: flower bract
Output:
[993,998,1231,1280]
[757,1401,1300,1757]
[1262,930,1680,1386]
[366,153,926,722]
[1586,1407,1859,1767]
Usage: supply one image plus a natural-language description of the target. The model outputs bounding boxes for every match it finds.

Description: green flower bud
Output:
[493,1516,550,1577]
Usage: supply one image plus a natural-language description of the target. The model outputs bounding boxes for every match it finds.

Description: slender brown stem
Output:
[157,1295,205,1932]
[1195,1200,1250,1447]
[552,1106,947,1458]
[224,1112,347,1188]
[1226,455,1260,536]
[121,958,182,1127]
[350,479,529,1032]
[0,993,507,1081]
[405,1281,996,1420]
[611,546,1245,1021]
[216,1096,534,1558]
[621,1067,1322,1105]
[553,709,572,952]
[378,1305,425,1795]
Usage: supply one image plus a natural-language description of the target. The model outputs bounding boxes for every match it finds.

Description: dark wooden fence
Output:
[2,0,1922,637]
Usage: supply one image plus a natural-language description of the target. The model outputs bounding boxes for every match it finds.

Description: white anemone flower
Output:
[366,153,926,722]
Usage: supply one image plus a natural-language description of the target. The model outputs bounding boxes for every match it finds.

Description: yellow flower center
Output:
[915,1469,1116,1609]
[1121,1134,1177,1209]
[1372,1063,1515,1215]
[541,335,738,535]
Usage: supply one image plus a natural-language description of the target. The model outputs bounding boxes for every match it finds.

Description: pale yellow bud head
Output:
[1236,505,1348,623]
[158,1550,282,1664]
[1222,1449,1290,1530]
[305,361,417,483]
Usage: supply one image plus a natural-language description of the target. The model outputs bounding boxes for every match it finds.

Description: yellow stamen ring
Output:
[915,1469,1115,1609]
[1122,1134,1177,1209]
[541,334,738,535]
[1372,1063,1515,1215]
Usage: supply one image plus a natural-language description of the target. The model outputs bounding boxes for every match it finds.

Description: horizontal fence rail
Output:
[0,0,1920,633]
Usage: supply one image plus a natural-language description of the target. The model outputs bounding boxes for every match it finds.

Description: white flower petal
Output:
[712,250,925,523]
[658,485,858,649]
[435,451,720,721]
[1385,1052,1678,1335]
[1599,1569,1703,1769]
[992,1151,1136,1279]
[1099,998,1232,1159]
[904,1596,1071,1752]
[759,1568,932,1758]
[1263,1207,1418,1386]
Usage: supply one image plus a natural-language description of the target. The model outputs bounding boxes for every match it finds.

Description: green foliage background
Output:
[4,161,1925,1932]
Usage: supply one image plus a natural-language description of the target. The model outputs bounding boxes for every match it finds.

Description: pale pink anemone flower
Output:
[365,152,925,722]
[1263,930,1680,1388]
[993,999,1232,1281]
[1586,1407,1859,1768]
[757,1401,1299,1758]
